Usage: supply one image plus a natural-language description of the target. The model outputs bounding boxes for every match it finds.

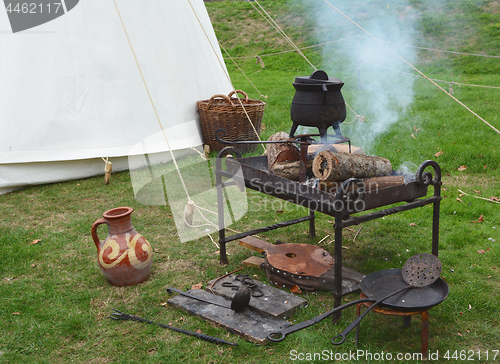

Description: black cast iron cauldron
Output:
[290,70,346,141]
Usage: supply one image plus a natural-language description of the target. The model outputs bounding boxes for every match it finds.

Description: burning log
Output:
[312,148,392,182]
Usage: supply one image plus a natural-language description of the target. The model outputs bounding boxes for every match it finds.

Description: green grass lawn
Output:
[1,0,500,363]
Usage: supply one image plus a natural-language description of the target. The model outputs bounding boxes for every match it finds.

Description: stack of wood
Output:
[266,132,405,193]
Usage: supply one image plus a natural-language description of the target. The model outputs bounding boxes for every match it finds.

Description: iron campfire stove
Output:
[213,71,442,311]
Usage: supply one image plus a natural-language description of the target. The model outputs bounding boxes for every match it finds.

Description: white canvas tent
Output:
[0,0,232,194]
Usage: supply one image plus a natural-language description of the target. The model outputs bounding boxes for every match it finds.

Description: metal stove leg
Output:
[432,190,440,257]
[333,210,343,320]
[355,303,361,344]
[421,311,430,360]
[403,316,412,327]
[217,180,229,266]
[308,209,316,239]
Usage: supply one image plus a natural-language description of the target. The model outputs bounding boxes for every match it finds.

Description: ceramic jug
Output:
[91,207,153,286]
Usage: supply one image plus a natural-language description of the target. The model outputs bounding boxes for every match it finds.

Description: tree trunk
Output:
[312,149,392,181]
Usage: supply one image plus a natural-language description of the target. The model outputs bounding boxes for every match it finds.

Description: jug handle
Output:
[91,218,106,250]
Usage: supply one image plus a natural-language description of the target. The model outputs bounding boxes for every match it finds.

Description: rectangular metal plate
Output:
[167,289,290,344]
[207,275,308,319]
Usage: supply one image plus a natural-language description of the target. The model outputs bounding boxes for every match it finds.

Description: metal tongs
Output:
[110,309,237,346]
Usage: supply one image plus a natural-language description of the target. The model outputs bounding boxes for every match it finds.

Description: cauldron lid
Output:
[294,70,343,84]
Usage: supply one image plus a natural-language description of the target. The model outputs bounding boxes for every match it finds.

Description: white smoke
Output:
[295,0,420,154]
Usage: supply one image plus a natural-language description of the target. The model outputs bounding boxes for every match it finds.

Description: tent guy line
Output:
[188,0,266,153]
[320,0,500,135]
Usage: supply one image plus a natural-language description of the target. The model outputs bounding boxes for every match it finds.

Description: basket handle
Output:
[228,90,249,102]
[207,94,236,110]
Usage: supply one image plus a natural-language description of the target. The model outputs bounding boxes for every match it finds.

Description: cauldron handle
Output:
[322,84,328,105]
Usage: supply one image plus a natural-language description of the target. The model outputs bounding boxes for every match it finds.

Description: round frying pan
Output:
[331,253,443,344]
[268,253,448,343]
[360,268,449,311]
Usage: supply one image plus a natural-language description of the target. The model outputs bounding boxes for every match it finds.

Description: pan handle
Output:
[267,298,374,342]
[331,286,410,345]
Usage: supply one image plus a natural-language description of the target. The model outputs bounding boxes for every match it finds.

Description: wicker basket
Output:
[197,90,265,152]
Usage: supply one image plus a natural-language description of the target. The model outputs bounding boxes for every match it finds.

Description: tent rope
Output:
[113,0,251,235]
[250,1,317,71]
[244,0,363,126]
[112,0,192,202]
[219,42,265,99]
[187,0,266,154]
[79,4,107,164]
[321,0,500,135]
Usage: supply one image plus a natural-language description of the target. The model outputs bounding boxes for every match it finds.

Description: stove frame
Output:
[215,146,441,308]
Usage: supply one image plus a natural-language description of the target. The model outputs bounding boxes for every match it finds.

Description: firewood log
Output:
[312,150,392,181]
[266,132,299,171]
[272,158,313,181]
[308,144,365,155]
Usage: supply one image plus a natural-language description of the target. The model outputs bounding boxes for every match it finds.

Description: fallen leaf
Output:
[457,332,462,336]
[473,190,481,194]
[435,151,444,157]
[456,197,463,203]
[191,283,203,290]
[290,285,302,294]
[477,250,486,254]
[459,193,466,197]
[196,329,203,334]
[458,165,467,171]
[489,196,500,202]
[466,330,470,333]
[468,304,472,310]
[276,210,284,213]
[160,302,168,307]
[31,263,37,268]
[472,215,484,223]
[410,223,417,227]
[487,276,492,279]
[12,312,20,315]
[30,239,42,245]
[411,133,416,139]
